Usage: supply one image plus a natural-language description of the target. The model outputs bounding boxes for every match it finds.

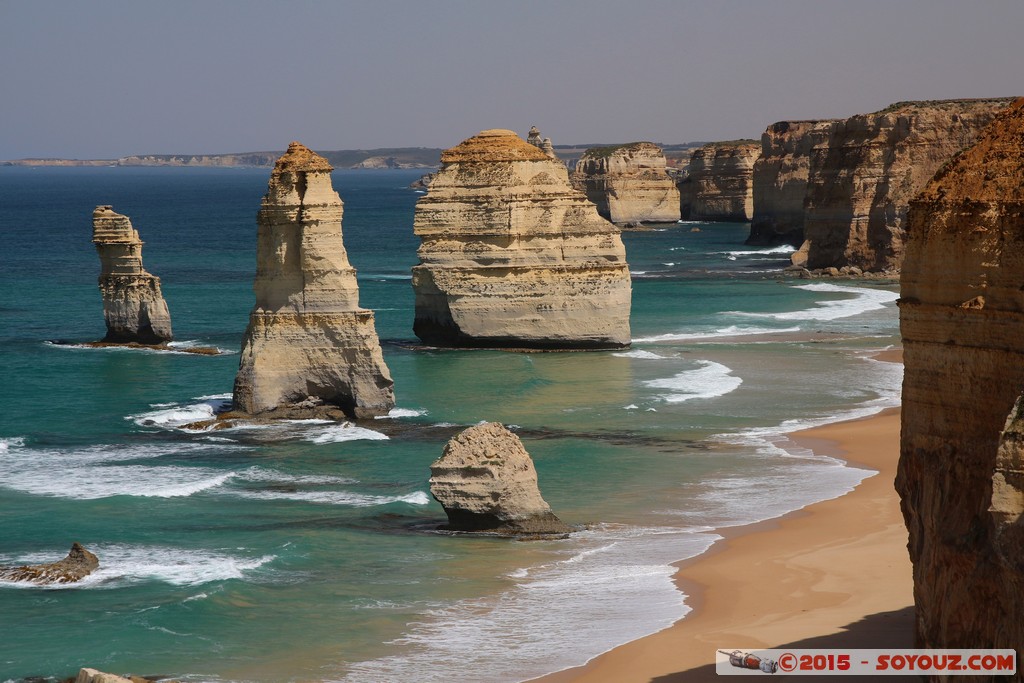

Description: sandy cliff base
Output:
[534,406,911,683]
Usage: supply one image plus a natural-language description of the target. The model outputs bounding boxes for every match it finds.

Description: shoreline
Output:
[532,372,910,681]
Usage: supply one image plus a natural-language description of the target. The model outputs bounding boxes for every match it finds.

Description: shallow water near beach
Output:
[0,167,900,682]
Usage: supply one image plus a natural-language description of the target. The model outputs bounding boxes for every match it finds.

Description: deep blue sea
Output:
[0,167,901,682]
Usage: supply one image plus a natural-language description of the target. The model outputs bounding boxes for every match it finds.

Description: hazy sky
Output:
[2,0,1021,159]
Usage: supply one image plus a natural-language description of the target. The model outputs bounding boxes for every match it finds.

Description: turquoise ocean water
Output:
[0,167,901,682]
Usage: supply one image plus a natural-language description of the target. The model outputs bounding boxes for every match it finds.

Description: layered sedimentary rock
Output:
[572,142,680,224]
[526,125,557,159]
[677,141,759,222]
[803,98,1014,272]
[748,120,839,246]
[92,206,173,344]
[0,543,99,584]
[233,142,394,418]
[897,97,1024,659]
[412,129,631,349]
[429,422,571,535]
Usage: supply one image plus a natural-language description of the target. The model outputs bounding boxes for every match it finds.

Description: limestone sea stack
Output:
[747,120,840,246]
[92,206,173,344]
[233,142,394,418]
[572,142,680,224]
[412,129,631,349]
[0,543,99,584]
[677,140,760,222]
[802,98,1014,272]
[429,422,571,535]
[898,97,1024,655]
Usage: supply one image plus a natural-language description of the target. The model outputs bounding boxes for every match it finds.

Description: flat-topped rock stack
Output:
[678,140,760,222]
[412,129,631,349]
[233,142,394,419]
[92,205,173,344]
[572,142,680,224]
[898,98,1024,656]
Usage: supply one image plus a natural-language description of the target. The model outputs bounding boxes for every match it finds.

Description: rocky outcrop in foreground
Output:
[748,120,839,246]
[678,141,759,222]
[233,142,394,419]
[412,129,631,349]
[897,97,1024,659]
[0,543,99,584]
[572,142,680,224]
[429,422,571,535]
[92,206,173,344]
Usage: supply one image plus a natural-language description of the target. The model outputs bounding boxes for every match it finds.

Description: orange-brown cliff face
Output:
[897,98,1024,663]
[803,98,1014,273]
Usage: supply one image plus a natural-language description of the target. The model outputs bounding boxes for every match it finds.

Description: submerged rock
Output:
[572,141,680,224]
[0,543,99,584]
[429,422,571,535]
[233,142,395,419]
[412,129,631,349]
[898,97,1024,655]
[92,205,173,344]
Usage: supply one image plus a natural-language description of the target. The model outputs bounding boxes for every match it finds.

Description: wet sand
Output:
[532,402,912,683]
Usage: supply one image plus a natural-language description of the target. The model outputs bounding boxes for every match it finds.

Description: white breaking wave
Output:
[232,489,429,507]
[718,245,795,257]
[305,423,390,444]
[0,545,275,590]
[729,283,899,322]
[374,407,428,419]
[643,360,742,403]
[339,524,716,683]
[611,350,666,360]
[633,325,801,343]
[128,395,232,429]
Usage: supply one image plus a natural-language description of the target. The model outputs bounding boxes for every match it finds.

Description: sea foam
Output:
[643,360,743,403]
[339,524,716,683]
[730,283,899,322]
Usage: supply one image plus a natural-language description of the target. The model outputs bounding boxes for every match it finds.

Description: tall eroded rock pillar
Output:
[92,205,173,344]
[898,98,1024,661]
[233,142,394,418]
[412,129,631,349]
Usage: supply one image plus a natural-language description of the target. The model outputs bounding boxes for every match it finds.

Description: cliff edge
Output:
[898,97,1024,661]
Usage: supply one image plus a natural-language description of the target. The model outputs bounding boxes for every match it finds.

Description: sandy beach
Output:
[534,370,912,682]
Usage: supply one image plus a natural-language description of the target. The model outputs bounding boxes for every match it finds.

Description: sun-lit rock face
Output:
[233,141,394,418]
[412,129,631,349]
[802,98,1015,272]
[678,141,759,222]
[92,205,173,344]
[898,97,1024,657]
[572,142,680,224]
[429,422,571,535]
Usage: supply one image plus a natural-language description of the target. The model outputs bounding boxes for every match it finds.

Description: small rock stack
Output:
[92,206,173,344]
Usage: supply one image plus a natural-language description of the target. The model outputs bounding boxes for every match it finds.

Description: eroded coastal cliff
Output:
[92,205,173,344]
[233,142,394,418]
[748,120,839,246]
[677,140,759,222]
[571,142,680,224]
[412,129,632,349]
[898,98,1024,660]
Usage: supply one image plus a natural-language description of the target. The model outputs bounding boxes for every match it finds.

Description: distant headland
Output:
[0,143,707,169]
